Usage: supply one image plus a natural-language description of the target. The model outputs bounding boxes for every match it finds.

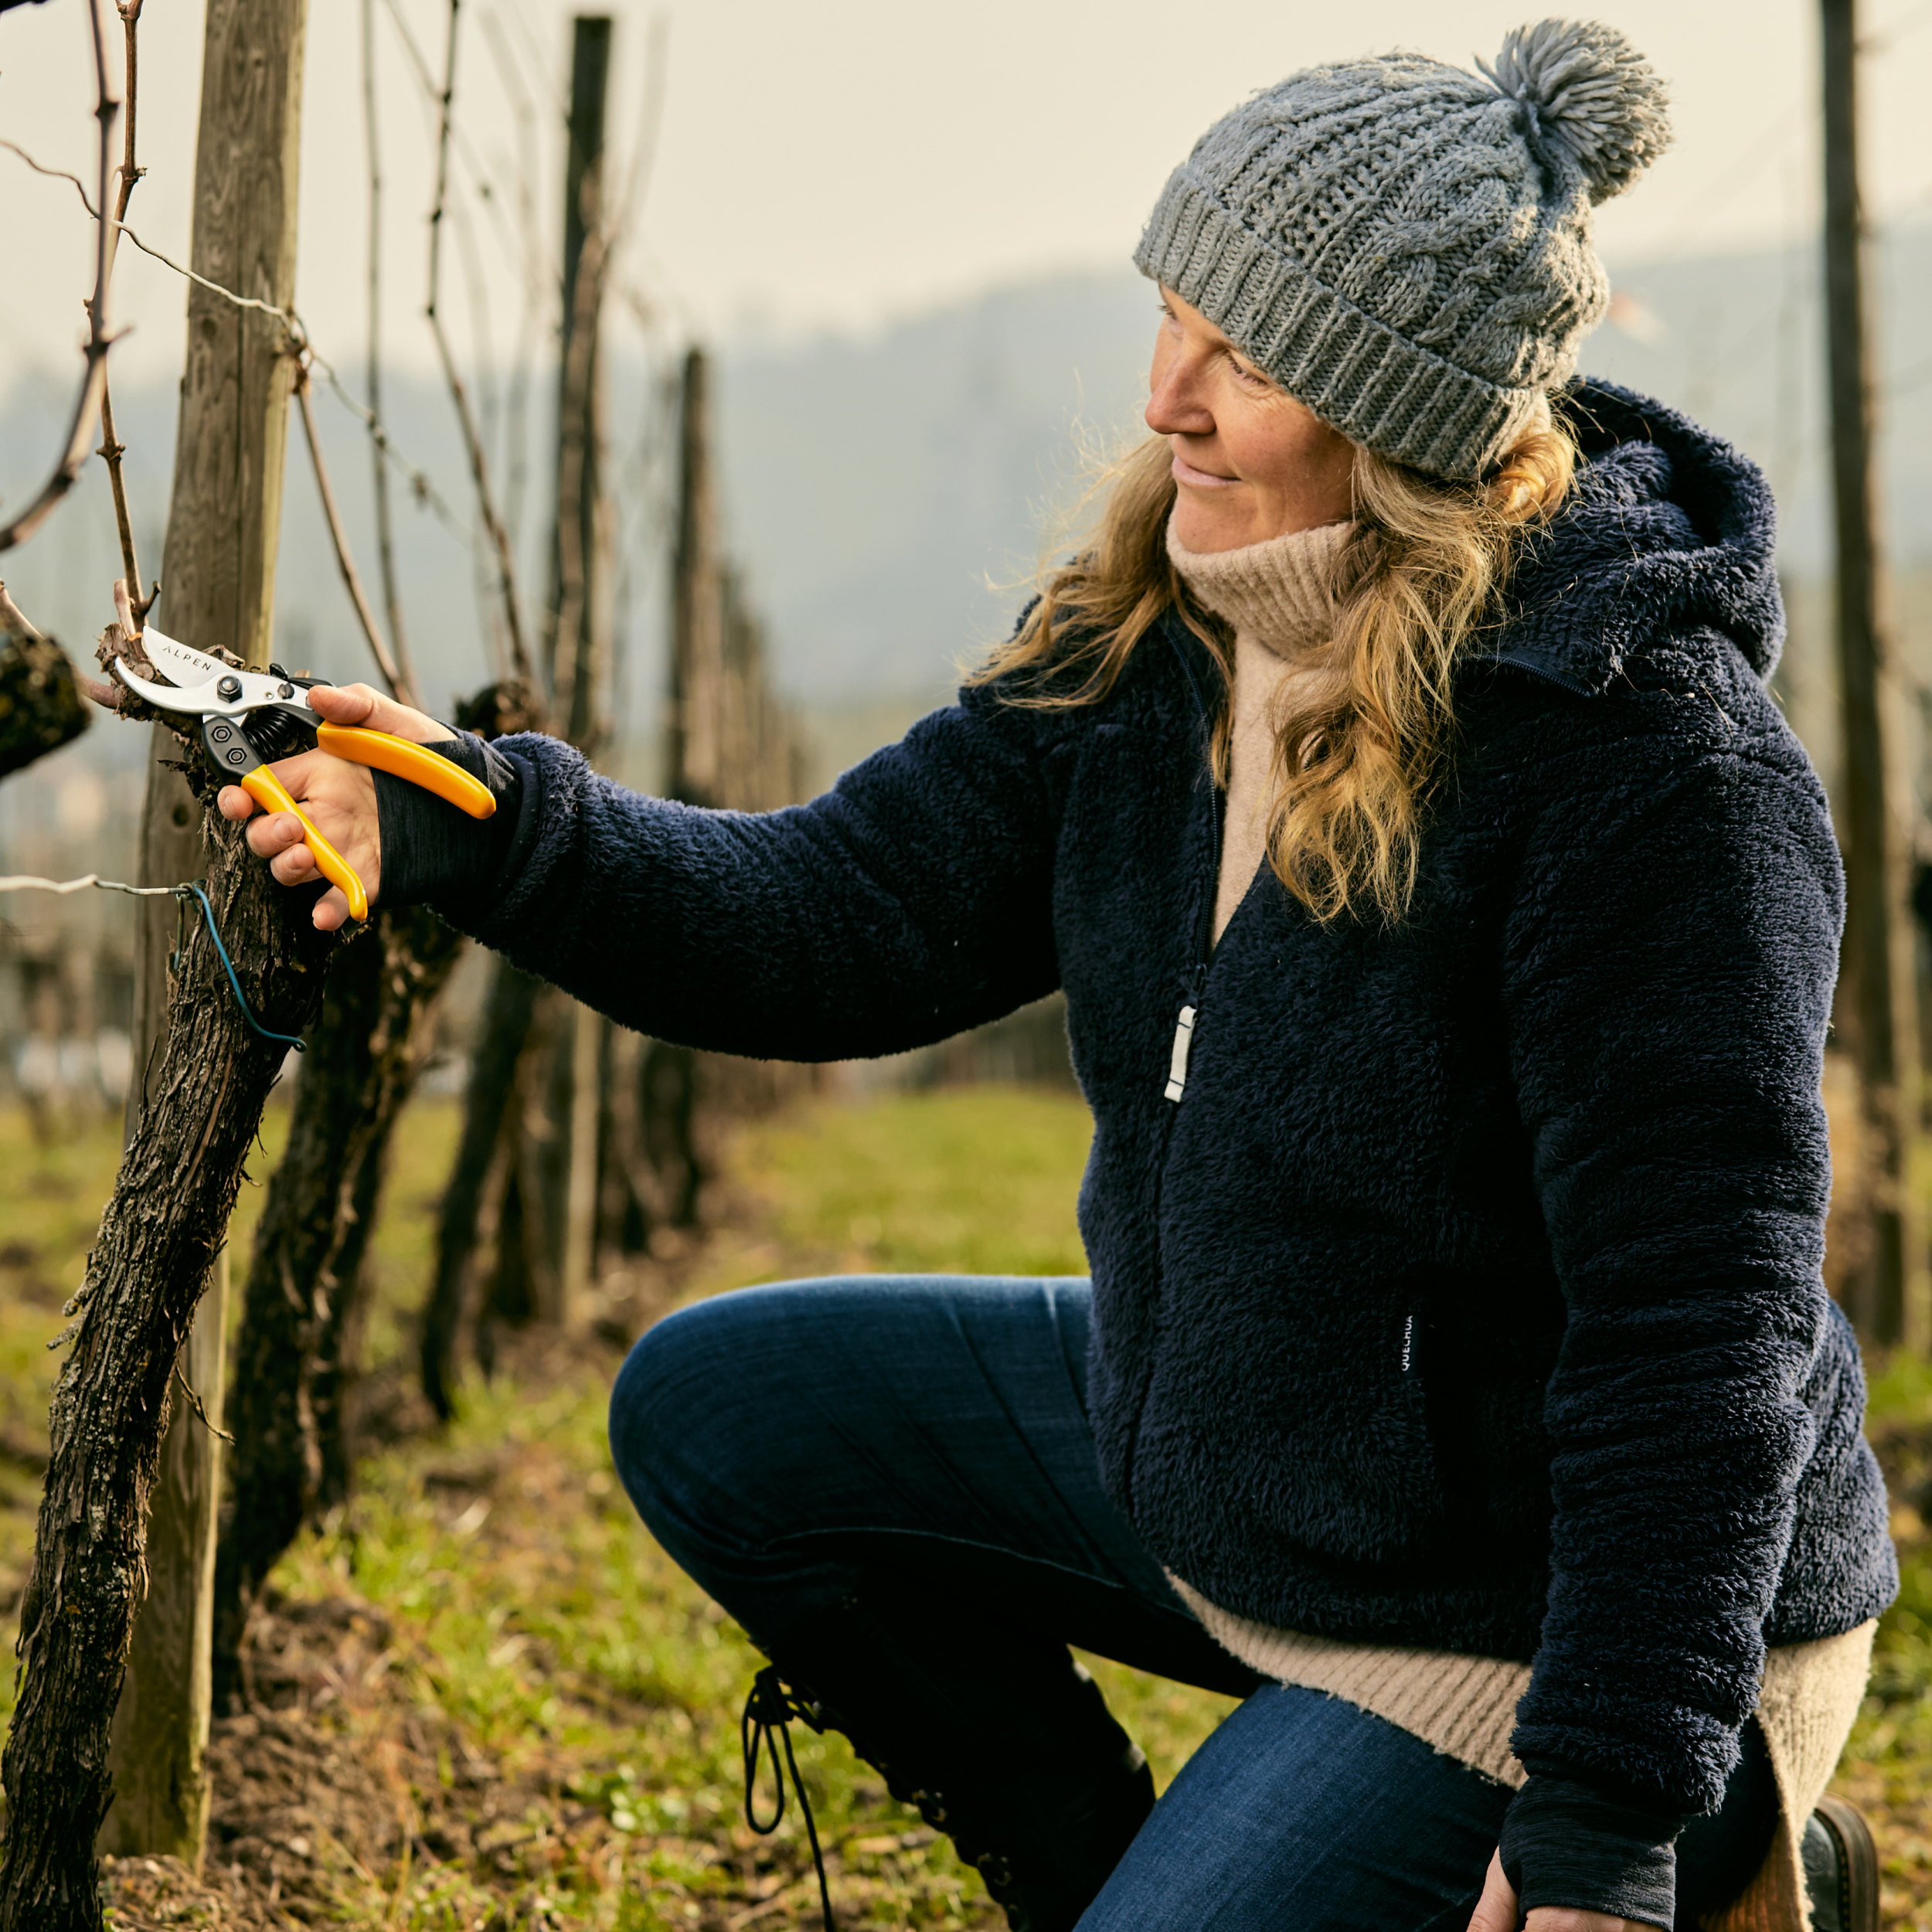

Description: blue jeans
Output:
[609,1276,1777,1929]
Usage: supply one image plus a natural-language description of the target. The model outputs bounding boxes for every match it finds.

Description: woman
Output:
[224,20,1895,1931]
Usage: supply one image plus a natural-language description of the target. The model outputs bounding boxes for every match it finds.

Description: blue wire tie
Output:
[177,881,308,1053]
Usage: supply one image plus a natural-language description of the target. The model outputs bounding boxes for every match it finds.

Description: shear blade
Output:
[141,623,233,686]
[112,656,215,713]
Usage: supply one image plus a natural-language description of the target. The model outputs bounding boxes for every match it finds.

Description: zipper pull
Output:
[1164,1005,1197,1102]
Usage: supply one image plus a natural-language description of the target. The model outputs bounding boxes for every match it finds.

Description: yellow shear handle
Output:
[315,724,498,819]
[240,767,371,923]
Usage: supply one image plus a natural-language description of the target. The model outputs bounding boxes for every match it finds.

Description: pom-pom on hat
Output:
[1134,19,1672,478]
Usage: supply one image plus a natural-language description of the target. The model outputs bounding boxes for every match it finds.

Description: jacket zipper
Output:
[1494,651,1594,696]
[1119,636,1223,1519]
[1165,638,1222,1103]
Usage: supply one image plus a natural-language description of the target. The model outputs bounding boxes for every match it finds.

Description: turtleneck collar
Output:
[1165,514,1355,658]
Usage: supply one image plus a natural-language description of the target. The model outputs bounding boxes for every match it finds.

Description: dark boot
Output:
[1804,1796,1879,1932]
[743,1583,1155,1932]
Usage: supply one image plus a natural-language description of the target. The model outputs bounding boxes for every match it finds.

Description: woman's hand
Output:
[1466,1850,1661,1932]
[215,682,453,932]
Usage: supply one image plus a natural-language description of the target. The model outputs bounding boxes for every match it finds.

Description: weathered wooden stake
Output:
[648,348,810,1216]
[100,0,309,1869]
[546,13,614,1321]
[548,12,614,750]
[420,961,544,1417]
[669,345,725,810]
[1821,0,1926,1352]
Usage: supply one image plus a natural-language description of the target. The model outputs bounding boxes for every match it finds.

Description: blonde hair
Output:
[972,404,1578,923]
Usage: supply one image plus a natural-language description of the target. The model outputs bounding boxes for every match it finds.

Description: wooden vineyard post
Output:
[667,349,801,815]
[1821,0,1926,1350]
[641,346,809,1219]
[634,345,727,1227]
[547,13,614,1323]
[549,11,614,752]
[668,345,726,811]
[100,0,309,1867]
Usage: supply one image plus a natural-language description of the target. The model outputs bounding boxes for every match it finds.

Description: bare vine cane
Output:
[0,0,121,555]
[96,0,160,624]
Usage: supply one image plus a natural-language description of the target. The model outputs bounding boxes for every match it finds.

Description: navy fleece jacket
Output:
[387,381,1896,1915]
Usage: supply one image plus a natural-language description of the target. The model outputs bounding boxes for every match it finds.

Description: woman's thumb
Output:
[304,680,382,725]
[1466,1849,1520,1932]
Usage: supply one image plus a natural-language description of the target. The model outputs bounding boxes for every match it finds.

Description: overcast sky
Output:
[2,0,1930,397]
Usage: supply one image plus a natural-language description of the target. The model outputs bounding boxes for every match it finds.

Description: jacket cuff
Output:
[1499,1771,1686,1930]
[372,734,529,909]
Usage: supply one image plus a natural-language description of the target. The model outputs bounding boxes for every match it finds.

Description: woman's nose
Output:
[1145,352,1216,439]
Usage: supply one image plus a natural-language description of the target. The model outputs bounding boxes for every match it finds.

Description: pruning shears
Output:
[112,624,495,923]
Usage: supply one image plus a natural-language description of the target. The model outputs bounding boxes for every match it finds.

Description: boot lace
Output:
[742,1665,836,1930]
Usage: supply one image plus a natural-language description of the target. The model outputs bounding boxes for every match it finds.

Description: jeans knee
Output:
[607,1294,749,1547]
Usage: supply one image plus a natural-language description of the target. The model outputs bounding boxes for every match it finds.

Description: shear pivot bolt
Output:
[216,674,243,701]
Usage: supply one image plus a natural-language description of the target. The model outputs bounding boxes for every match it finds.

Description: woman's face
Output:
[1147,287,1357,553]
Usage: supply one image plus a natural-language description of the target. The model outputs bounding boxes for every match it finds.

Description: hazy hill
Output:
[2,224,1927,808]
[706,223,1932,709]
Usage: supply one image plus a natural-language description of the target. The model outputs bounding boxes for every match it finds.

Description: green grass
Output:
[729,1085,1096,1278]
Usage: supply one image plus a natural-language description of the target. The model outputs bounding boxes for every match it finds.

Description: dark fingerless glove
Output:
[1499,1770,1685,1930]
[371,733,532,910]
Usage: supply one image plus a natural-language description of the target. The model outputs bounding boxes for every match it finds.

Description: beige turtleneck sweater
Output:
[1163,510,1875,1932]
[1165,516,1355,944]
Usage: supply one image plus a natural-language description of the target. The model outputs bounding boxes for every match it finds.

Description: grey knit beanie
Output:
[1134,20,1672,478]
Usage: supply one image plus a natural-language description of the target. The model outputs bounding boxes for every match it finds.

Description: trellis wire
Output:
[0,872,307,1052]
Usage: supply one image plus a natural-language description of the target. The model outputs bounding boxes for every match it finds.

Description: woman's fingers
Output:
[215,745,382,928]
[1465,1850,1518,1932]
[251,814,354,929]
[265,821,318,882]
[217,747,335,825]
[309,883,357,933]
[304,679,453,745]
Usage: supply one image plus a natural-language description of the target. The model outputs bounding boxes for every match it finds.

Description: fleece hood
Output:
[1494,378,1786,695]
